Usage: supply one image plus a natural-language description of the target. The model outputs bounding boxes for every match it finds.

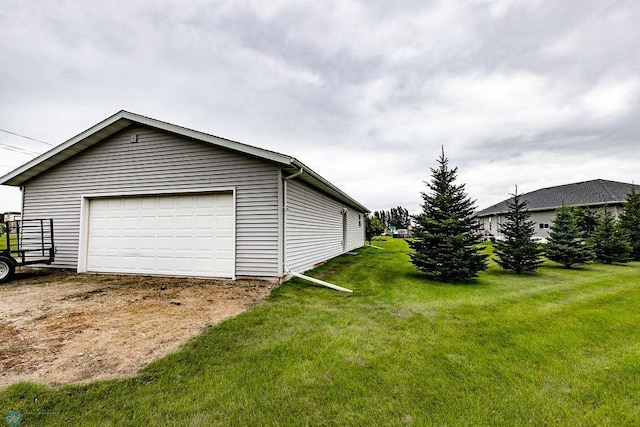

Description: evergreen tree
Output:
[568,206,599,239]
[619,187,640,260]
[410,149,487,281]
[545,207,592,268]
[589,210,631,264]
[494,188,543,273]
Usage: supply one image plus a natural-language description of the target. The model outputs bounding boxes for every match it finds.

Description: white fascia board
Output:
[0,110,295,187]
[290,159,370,213]
[0,111,132,186]
[0,110,368,214]
[120,111,294,166]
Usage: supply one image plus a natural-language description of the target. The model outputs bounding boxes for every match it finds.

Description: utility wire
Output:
[0,142,41,156]
[0,128,54,146]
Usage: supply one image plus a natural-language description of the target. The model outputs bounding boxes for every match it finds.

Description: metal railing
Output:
[3,219,55,265]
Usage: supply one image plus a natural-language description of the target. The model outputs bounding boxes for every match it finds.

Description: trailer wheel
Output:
[0,256,15,283]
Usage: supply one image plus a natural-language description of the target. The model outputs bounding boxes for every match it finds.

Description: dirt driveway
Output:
[0,270,276,388]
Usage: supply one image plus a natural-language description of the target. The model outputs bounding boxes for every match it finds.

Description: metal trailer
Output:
[0,217,55,283]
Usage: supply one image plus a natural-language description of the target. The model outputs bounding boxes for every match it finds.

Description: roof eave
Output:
[0,110,369,213]
[476,200,626,217]
[0,110,294,186]
[0,111,132,186]
[290,159,369,213]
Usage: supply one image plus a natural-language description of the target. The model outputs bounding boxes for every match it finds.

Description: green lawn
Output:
[2,238,639,426]
[0,232,17,252]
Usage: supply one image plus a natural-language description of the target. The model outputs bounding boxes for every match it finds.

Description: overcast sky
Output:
[1,0,639,214]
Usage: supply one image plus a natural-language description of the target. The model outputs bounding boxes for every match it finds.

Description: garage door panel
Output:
[121,236,137,250]
[87,193,234,278]
[157,236,174,250]
[217,236,234,251]
[122,216,138,230]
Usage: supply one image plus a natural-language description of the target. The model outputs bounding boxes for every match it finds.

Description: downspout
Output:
[286,270,353,293]
[281,167,353,293]
[283,167,303,275]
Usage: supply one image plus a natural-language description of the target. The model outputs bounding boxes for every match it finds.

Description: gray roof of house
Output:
[0,110,369,213]
[476,179,639,217]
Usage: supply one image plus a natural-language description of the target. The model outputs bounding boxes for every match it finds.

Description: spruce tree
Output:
[494,188,543,273]
[619,187,640,260]
[545,207,592,268]
[589,210,631,264]
[410,149,487,281]
[568,206,599,239]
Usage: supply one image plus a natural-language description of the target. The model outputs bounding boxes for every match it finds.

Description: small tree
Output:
[589,210,631,264]
[619,187,640,261]
[374,210,388,229]
[410,149,487,281]
[366,215,385,243]
[545,207,592,268]
[494,187,543,273]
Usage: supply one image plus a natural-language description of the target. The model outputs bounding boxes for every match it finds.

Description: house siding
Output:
[22,125,281,277]
[285,178,365,273]
[479,205,622,241]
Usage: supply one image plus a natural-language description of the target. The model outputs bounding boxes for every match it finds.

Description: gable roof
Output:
[0,110,369,212]
[477,179,639,217]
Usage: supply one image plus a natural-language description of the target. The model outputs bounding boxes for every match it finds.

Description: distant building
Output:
[476,179,639,241]
[2,212,21,222]
[393,228,412,239]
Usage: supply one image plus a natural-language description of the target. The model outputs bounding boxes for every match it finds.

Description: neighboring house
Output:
[0,111,368,281]
[476,179,639,241]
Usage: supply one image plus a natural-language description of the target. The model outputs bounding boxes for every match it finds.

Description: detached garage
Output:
[1,111,368,281]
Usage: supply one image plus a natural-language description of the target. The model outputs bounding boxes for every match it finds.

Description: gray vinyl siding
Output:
[285,179,365,273]
[22,125,281,277]
[345,209,366,251]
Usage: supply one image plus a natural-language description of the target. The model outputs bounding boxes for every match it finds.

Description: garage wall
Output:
[22,125,281,277]
[285,179,365,273]
[345,208,366,252]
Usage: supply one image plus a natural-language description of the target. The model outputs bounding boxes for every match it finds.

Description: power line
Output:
[0,142,41,156]
[0,128,54,146]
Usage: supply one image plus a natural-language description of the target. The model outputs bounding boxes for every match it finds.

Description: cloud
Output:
[1,0,639,215]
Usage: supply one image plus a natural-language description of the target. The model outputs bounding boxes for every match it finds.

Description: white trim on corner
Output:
[77,195,90,273]
[231,188,237,280]
[77,187,237,279]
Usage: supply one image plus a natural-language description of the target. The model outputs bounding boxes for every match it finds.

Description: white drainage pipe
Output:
[366,243,384,249]
[286,270,353,293]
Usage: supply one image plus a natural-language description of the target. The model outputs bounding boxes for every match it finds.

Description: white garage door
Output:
[86,193,234,278]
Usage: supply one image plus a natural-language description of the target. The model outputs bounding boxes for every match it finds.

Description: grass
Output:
[1,238,639,425]
[0,232,17,252]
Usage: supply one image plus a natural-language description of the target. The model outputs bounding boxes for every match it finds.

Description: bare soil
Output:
[0,269,276,388]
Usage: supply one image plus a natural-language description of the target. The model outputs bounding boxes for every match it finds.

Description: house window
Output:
[539,224,544,229]
[358,214,362,227]
[539,223,549,229]
[544,224,549,229]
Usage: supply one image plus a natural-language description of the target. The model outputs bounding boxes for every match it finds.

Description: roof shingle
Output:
[477,179,639,216]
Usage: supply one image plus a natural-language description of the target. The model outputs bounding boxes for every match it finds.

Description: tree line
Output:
[366,207,411,242]
[367,149,640,282]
